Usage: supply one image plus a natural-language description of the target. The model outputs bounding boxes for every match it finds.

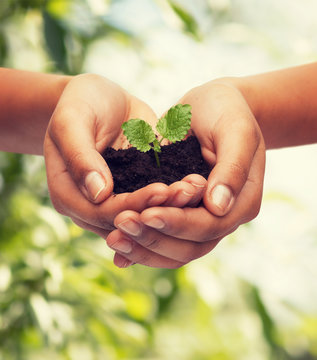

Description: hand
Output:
[106,79,266,268]
[44,74,175,237]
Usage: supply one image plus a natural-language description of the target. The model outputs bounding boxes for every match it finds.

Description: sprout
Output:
[121,104,192,167]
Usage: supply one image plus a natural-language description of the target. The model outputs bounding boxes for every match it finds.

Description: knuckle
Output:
[65,151,85,175]
[228,161,249,185]
[142,235,161,250]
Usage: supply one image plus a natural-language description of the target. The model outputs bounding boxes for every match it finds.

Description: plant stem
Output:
[154,150,160,167]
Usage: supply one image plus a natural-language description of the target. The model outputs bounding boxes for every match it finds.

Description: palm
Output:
[44,74,168,238]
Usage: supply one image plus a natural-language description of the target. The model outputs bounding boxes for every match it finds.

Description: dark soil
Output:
[102,136,212,194]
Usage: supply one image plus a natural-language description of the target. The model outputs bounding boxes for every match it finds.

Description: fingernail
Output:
[117,219,141,236]
[173,190,194,207]
[85,171,106,201]
[116,257,134,268]
[210,184,233,212]
[192,182,206,188]
[190,176,207,188]
[111,238,132,254]
[143,217,165,229]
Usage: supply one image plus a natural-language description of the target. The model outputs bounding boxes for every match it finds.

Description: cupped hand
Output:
[44,74,176,237]
[107,79,266,268]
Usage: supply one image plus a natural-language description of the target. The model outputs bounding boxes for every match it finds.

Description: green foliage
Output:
[42,9,68,74]
[167,1,201,41]
[121,119,156,153]
[122,104,192,167]
[249,286,290,359]
[156,104,192,143]
[1,1,317,359]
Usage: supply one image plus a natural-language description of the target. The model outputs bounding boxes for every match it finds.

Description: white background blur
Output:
[80,0,317,317]
[1,0,317,358]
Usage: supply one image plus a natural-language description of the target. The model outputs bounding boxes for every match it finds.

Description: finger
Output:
[107,230,184,269]
[233,139,265,223]
[113,254,135,268]
[162,175,207,208]
[71,217,113,239]
[111,213,220,263]
[140,145,265,241]
[108,230,219,268]
[163,181,196,207]
[141,206,232,241]
[45,143,170,228]
[180,174,207,207]
[202,118,262,216]
[46,103,113,204]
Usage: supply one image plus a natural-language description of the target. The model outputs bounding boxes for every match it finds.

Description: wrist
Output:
[209,76,262,121]
[0,69,72,154]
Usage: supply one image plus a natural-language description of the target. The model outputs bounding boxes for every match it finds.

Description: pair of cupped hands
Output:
[44,74,265,269]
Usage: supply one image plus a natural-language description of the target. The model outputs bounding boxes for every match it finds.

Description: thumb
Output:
[78,151,113,203]
[46,106,113,204]
[203,122,262,216]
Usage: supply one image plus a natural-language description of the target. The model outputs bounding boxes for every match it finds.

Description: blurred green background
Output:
[1,1,317,359]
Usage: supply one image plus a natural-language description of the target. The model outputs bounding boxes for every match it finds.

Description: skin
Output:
[0,68,201,241]
[44,73,202,235]
[108,63,317,268]
[108,80,266,267]
[0,68,69,154]
[1,64,317,269]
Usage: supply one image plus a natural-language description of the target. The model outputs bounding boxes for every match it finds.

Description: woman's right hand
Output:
[106,78,266,268]
[44,74,188,238]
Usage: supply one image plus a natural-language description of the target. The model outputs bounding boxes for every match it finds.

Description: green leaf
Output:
[156,104,192,143]
[43,10,68,73]
[122,119,156,152]
[167,1,201,41]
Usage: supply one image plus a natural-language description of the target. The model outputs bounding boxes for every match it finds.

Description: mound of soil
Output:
[102,136,212,194]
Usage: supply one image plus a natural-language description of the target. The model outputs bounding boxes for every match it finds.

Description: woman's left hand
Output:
[106,79,266,268]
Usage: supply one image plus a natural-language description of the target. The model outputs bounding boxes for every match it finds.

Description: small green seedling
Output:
[121,104,192,167]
